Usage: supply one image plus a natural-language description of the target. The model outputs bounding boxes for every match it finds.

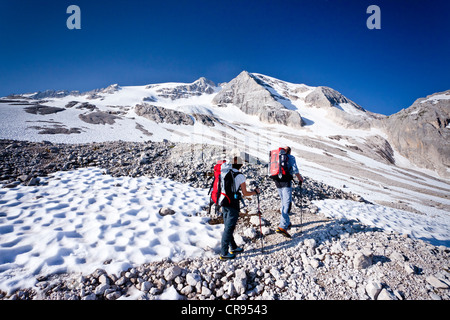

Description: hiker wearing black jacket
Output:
[220,156,260,260]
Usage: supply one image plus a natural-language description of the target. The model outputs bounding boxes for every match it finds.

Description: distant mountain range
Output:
[0,71,449,216]
[2,70,448,178]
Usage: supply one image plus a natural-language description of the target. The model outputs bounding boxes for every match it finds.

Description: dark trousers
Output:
[221,206,239,256]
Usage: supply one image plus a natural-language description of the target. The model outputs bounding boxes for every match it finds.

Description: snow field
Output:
[314,199,450,247]
[0,168,221,294]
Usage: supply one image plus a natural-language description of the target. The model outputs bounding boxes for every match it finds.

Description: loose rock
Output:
[1,139,449,301]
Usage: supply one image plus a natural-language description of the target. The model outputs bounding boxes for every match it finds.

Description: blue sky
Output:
[0,0,449,115]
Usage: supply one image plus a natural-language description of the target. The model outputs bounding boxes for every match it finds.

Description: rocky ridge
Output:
[212,71,305,128]
[0,139,449,300]
[149,77,216,100]
[380,90,450,178]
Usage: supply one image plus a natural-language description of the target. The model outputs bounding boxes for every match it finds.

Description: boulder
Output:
[164,265,182,281]
[186,273,201,287]
[234,269,247,295]
[377,288,398,300]
[365,280,382,300]
[353,251,373,269]
[426,275,449,289]
[159,207,176,216]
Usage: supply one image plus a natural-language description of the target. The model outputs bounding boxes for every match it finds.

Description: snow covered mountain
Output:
[0,71,449,219]
[1,71,449,298]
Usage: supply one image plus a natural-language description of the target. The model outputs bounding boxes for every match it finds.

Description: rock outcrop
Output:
[134,103,221,127]
[305,86,363,111]
[149,77,216,100]
[379,90,450,178]
[135,103,195,126]
[212,71,304,128]
[79,111,121,125]
[305,86,380,129]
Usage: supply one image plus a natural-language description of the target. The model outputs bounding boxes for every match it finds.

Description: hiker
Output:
[219,156,260,260]
[272,146,303,238]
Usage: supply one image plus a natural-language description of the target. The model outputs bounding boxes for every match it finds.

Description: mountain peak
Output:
[149,76,217,100]
[193,77,216,89]
[212,71,304,128]
[305,86,365,111]
[212,70,378,129]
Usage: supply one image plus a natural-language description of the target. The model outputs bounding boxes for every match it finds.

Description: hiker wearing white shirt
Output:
[219,156,260,260]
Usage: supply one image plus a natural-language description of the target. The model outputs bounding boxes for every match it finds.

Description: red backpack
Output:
[269,148,290,180]
[208,160,242,213]
[210,160,226,205]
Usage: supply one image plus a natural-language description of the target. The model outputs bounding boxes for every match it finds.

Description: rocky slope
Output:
[148,77,216,100]
[378,90,450,178]
[6,214,449,301]
[212,71,383,130]
[212,71,305,128]
[0,140,449,300]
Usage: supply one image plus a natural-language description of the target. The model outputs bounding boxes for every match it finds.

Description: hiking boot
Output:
[276,227,291,238]
[230,247,244,254]
[219,253,236,260]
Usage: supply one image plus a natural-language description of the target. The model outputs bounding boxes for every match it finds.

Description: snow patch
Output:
[0,168,221,294]
[420,93,450,104]
[313,199,450,247]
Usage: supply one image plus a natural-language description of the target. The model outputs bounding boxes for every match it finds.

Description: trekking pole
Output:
[256,192,264,253]
[298,183,303,234]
